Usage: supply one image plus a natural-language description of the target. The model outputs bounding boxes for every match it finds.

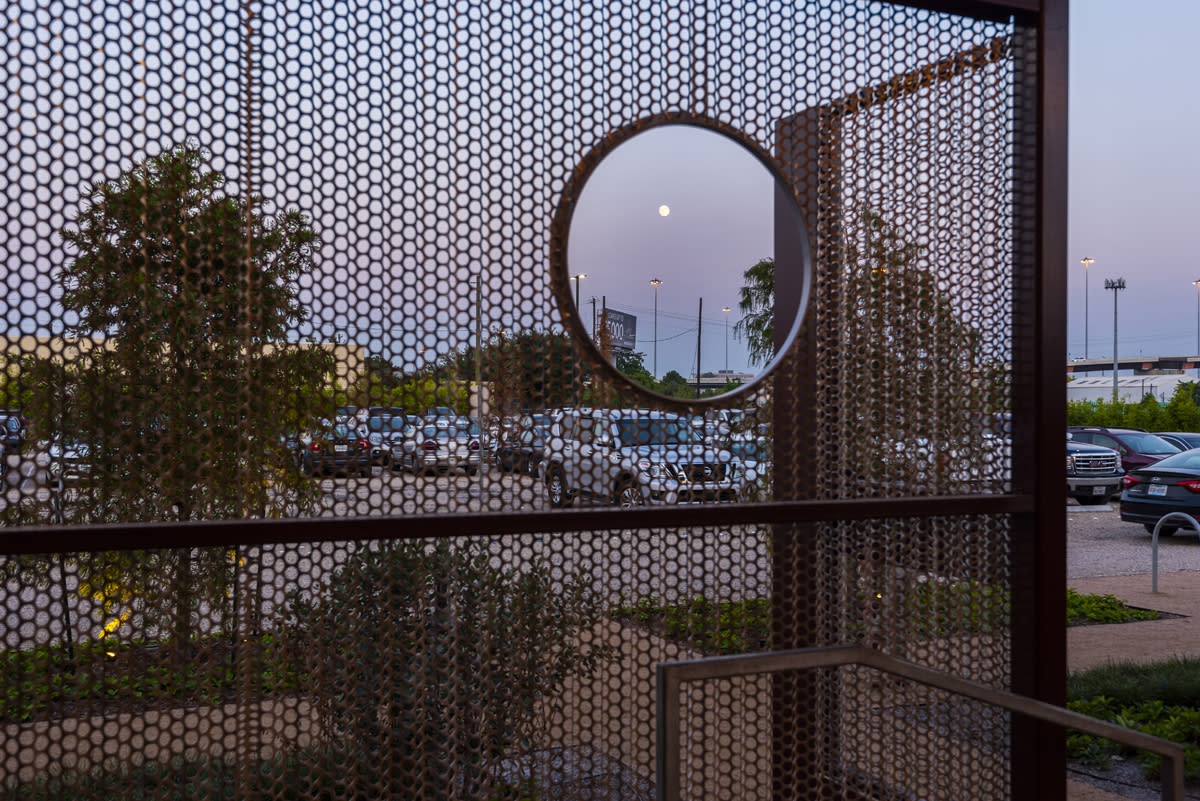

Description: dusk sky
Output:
[1068,0,1200,362]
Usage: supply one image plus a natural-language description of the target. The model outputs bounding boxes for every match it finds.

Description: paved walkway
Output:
[1067,570,1200,800]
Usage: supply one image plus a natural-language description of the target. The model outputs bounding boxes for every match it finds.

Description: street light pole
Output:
[650,278,663,378]
[1080,257,1094,359]
[721,306,731,373]
[570,273,586,314]
[1193,280,1200,378]
[1105,277,1125,401]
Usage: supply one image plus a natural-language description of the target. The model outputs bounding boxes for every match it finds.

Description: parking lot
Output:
[1069,499,1200,579]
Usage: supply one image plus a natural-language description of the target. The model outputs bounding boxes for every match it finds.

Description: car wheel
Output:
[547,467,572,508]
[1076,496,1108,506]
[614,480,644,509]
[465,466,478,476]
[1145,523,1180,536]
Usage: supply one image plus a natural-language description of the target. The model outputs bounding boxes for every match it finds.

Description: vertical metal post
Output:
[650,278,663,378]
[722,305,731,373]
[1193,280,1200,377]
[1080,257,1093,359]
[1106,278,1125,401]
[695,298,703,398]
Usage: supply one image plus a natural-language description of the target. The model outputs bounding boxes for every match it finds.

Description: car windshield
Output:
[729,440,766,461]
[331,424,352,440]
[613,417,697,446]
[1148,449,1200,470]
[1123,433,1180,455]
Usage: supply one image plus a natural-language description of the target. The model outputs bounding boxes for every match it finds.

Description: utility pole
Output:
[1105,277,1125,401]
[650,278,663,378]
[695,298,703,399]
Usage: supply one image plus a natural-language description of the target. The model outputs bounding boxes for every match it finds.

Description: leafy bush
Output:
[611,596,769,654]
[1068,658,1200,781]
[283,541,608,800]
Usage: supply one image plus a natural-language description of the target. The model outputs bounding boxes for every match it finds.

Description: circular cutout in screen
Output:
[551,117,810,404]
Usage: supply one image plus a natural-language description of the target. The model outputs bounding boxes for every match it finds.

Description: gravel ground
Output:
[1068,499,1200,579]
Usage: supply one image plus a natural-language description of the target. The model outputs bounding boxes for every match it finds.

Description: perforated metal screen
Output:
[1,0,1061,798]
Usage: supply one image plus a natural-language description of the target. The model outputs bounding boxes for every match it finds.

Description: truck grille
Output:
[1075,453,1119,475]
[679,463,727,482]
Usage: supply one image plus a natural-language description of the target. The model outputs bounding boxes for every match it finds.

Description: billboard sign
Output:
[604,309,637,353]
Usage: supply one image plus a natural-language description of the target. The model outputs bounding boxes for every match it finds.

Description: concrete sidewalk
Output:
[1067,571,1200,800]
[1068,571,1200,674]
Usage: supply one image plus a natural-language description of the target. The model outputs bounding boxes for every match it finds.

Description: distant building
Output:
[1067,373,1194,404]
[690,370,756,389]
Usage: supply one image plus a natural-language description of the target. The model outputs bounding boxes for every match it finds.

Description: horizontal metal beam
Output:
[657,645,1186,801]
[0,494,1033,554]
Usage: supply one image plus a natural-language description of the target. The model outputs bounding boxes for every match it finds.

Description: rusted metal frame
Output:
[1002,0,1068,798]
[883,0,1039,21]
[0,494,1033,555]
[657,645,1186,801]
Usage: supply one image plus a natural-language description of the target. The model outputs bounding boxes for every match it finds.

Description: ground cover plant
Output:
[1067,587,1159,625]
[1067,658,1200,781]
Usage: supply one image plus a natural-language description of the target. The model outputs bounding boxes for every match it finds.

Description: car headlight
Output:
[1066,454,1074,473]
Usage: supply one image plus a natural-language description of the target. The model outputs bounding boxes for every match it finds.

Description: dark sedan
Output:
[1154,432,1200,452]
[300,422,371,477]
[1119,448,1200,535]
[495,425,549,475]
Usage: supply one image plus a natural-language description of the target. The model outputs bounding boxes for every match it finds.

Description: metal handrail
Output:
[656,644,1186,801]
[1151,512,1200,592]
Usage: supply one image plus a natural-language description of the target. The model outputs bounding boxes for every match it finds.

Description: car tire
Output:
[1145,523,1180,536]
[1076,496,1108,506]
[614,479,644,509]
[465,466,478,476]
[547,467,572,508]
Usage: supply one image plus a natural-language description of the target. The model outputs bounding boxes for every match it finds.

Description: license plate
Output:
[1092,486,1107,496]
[334,445,348,454]
[1149,484,1168,496]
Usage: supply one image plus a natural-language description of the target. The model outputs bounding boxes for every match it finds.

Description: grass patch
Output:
[0,634,302,724]
[1068,658,1200,781]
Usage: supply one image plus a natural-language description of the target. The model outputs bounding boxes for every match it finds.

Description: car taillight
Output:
[1122,475,1138,488]
[469,440,480,451]
[358,439,369,450]
[1179,480,1200,493]
[311,442,320,451]
[423,440,437,451]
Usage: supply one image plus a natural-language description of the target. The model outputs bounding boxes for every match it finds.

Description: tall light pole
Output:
[650,278,663,377]
[721,306,732,373]
[1080,257,1094,359]
[1193,280,1200,378]
[570,273,587,313]
[1105,277,1125,401]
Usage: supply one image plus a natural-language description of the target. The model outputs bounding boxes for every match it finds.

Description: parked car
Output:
[541,409,745,508]
[1,411,27,452]
[727,432,771,497]
[1066,433,1123,505]
[364,413,411,467]
[300,422,371,477]
[1066,427,1179,473]
[46,436,92,489]
[396,423,482,475]
[1118,448,1200,535]
[1153,432,1200,452]
[495,422,550,475]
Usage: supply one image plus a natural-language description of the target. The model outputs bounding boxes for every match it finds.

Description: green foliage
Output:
[1066,588,1158,626]
[614,350,655,387]
[1068,658,1200,781]
[733,257,775,367]
[1067,382,1200,430]
[283,542,610,800]
[0,633,301,724]
[3,745,541,801]
[611,596,770,654]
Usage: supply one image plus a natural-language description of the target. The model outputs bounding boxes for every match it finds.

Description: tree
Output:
[657,369,692,399]
[30,144,332,646]
[615,350,655,388]
[734,257,775,367]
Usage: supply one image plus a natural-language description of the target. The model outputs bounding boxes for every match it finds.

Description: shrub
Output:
[283,541,609,800]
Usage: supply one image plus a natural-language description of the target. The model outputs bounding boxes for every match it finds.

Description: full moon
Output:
[658,205,670,217]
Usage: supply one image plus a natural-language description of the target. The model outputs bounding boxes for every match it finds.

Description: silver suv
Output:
[541,409,745,507]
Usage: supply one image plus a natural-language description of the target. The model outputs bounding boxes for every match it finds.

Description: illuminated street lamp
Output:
[721,306,732,373]
[650,278,663,377]
[1080,257,1094,359]
[1105,277,1125,401]
[570,273,587,313]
